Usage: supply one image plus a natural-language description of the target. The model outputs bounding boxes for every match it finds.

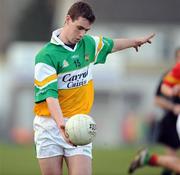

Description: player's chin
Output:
[69,40,77,44]
[74,38,81,43]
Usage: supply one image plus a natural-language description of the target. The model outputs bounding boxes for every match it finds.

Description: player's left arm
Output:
[111,33,155,53]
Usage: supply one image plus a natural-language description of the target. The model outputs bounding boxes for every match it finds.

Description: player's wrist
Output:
[57,122,65,130]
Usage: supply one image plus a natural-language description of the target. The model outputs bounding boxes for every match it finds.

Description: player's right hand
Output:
[59,125,77,147]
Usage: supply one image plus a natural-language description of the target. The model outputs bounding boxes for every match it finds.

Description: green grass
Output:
[0,144,163,175]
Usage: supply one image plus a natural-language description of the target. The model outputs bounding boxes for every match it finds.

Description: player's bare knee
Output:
[69,170,91,175]
[41,171,62,175]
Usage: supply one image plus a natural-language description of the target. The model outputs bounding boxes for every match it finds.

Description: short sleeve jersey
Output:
[162,62,180,106]
[156,72,169,96]
[34,29,114,118]
[163,62,180,87]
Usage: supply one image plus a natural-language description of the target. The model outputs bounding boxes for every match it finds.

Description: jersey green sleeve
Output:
[83,35,114,65]
[34,52,58,103]
[94,36,114,64]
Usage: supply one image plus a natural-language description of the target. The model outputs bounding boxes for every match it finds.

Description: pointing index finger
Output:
[147,33,155,40]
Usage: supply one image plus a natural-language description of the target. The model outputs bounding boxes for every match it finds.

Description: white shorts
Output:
[33,116,92,159]
[177,115,180,140]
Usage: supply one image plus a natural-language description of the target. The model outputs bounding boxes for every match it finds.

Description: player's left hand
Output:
[134,33,155,52]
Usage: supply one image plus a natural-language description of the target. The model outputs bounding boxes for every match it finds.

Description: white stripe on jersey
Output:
[58,65,93,89]
[35,63,56,81]
[35,79,57,90]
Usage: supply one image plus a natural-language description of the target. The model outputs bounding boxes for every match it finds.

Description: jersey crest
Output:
[62,60,69,68]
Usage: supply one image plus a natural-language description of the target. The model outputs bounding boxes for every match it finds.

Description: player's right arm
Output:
[34,52,71,143]
[154,74,174,110]
[46,97,65,130]
[46,97,72,144]
[155,95,174,111]
[159,85,180,115]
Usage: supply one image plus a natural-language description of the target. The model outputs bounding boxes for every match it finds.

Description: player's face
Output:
[65,16,91,44]
[175,50,180,63]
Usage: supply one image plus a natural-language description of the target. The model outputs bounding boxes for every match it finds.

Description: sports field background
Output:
[1,0,180,150]
[0,144,164,175]
[1,1,180,175]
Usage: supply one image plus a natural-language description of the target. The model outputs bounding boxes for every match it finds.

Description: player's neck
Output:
[59,28,71,45]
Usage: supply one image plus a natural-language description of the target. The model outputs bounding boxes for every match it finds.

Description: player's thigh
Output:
[65,155,92,175]
[177,115,180,139]
[38,155,64,175]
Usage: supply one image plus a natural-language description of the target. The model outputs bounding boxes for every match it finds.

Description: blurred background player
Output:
[128,148,180,174]
[128,49,180,175]
[154,48,180,175]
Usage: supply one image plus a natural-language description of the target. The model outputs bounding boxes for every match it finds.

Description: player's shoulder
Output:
[172,62,180,78]
[173,62,180,69]
[83,34,93,40]
[35,43,54,63]
[82,34,96,44]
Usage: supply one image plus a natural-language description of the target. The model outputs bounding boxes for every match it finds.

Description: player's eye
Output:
[77,26,84,30]
[77,26,89,32]
[85,28,89,32]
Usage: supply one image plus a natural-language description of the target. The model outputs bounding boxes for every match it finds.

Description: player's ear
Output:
[65,15,72,24]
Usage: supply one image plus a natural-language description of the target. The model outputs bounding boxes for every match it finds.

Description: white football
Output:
[65,114,96,146]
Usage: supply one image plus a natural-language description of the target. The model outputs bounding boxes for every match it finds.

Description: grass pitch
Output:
[0,144,163,175]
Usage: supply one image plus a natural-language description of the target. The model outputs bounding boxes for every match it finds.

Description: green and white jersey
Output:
[34,29,114,118]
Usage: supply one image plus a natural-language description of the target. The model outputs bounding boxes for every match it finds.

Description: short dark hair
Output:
[67,1,95,24]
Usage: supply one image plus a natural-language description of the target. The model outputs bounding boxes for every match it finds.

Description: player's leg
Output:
[157,155,180,173]
[176,115,180,175]
[65,155,92,175]
[157,118,173,175]
[33,117,65,175]
[165,146,177,157]
[161,146,177,175]
[176,115,180,140]
[38,156,64,175]
[128,148,180,174]
[156,115,180,175]
[161,138,180,175]
[64,143,92,175]
[128,148,151,174]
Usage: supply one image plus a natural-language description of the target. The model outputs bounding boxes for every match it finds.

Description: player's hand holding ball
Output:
[65,114,97,146]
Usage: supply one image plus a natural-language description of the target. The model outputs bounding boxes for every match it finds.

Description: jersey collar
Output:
[50,29,78,52]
